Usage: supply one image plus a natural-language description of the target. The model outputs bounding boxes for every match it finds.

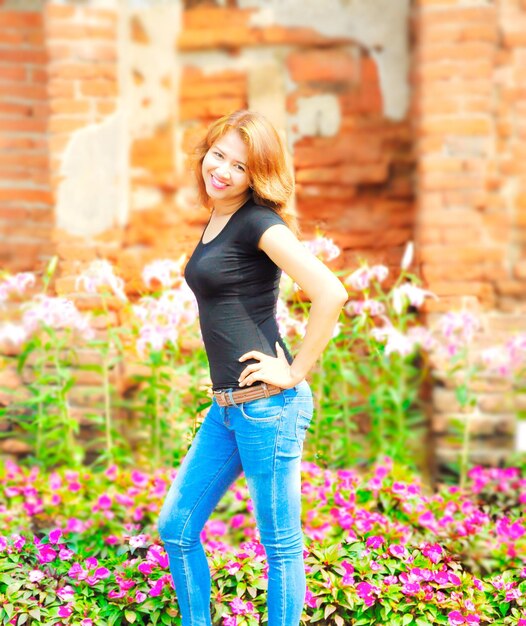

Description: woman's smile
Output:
[201,129,251,211]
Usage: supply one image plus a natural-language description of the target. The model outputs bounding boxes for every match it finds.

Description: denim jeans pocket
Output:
[239,392,285,422]
[295,409,313,449]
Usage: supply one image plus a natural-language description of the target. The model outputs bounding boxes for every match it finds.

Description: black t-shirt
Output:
[184,199,294,390]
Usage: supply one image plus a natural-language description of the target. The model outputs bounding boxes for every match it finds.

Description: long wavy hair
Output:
[192,109,298,235]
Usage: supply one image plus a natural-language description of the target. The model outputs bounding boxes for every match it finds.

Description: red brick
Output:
[419,117,492,136]
[287,49,358,83]
[0,11,42,28]
[47,79,75,99]
[0,49,47,65]
[48,62,117,81]
[420,245,504,265]
[0,82,48,101]
[49,99,91,115]
[79,79,117,97]
[0,188,53,204]
[0,117,47,133]
[48,117,89,134]
[0,65,26,82]
[179,96,246,121]
[296,162,389,185]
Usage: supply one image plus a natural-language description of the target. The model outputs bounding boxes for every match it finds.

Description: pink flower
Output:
[305,589,318,608]
[388,544,407,559]
[85,557,98,568]
[135,591,147,603]
[97,494,112,509]
[223,617,237,626]
[28,569,45,582]
[57,605,73,618]
[230,598,254,615]
[225,561,241,575]
[59,548,74,560]
[129,534,148,549]
[422,543,443,564]
[94,567,111,580]
[366,535,385,549]
[149,578,165,597]
[138,562,154,575]
[49,528,63,544]
[57,585,75,602]
[448,611,465,625]
[38,545,57,563]
[80,620,93,626]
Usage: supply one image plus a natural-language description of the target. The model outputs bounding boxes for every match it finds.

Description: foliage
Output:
[0,457,525,625]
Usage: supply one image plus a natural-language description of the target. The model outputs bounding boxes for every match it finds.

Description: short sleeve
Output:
[241,206,288,250]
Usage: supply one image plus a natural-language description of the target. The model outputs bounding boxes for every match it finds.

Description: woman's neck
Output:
[211,192,251,217]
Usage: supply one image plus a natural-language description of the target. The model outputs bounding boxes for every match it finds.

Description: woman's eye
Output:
[235,164,245,172]
[213,151,223,158]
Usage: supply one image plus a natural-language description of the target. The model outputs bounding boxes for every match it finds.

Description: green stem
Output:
[53,347,73,462]
[152,365,161,469]
[459,406,473,490]
[335,340,353,464]
[102,353,113,467]
[313,351,325,461]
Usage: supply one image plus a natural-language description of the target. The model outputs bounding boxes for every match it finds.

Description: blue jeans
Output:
[157,380,314,626]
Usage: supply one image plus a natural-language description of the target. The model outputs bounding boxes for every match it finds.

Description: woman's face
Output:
[201,129,251,207]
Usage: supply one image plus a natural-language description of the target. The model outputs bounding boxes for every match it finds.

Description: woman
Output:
[158,110,347,626]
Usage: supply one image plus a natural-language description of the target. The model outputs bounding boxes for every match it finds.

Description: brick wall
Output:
[414,0,526,314]
[413,0,526,470]
[0,4,53,272]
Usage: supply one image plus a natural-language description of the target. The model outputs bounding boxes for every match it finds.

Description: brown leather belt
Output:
[213,382,282,407]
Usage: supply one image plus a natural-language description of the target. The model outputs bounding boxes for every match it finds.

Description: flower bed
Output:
[1,458,526,625]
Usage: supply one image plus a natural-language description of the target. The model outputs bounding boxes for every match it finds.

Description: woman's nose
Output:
[216,163,231,178]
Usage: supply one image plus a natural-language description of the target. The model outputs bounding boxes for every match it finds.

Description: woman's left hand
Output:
[238,342,299,389]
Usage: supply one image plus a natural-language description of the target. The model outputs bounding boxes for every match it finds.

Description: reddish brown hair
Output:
[192,110,298,234]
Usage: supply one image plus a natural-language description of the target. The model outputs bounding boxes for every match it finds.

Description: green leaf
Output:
[124,610,136,624]
[28,608,41,621]
[498,602,510,616]
[403,614,414,625]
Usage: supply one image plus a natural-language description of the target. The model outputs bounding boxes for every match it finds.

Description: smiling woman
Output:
[157,109,348,626]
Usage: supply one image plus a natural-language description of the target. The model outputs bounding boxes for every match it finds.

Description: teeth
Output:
[212,174,227,188]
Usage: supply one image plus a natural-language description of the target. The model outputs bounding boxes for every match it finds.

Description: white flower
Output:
[276,297,307,339]
[0,322,28,347]
[391,283,438,314]
[400,241,414,270]
[345,265,389,292]
[133,282,198,355]
[303,235,340,262]
[76,260,127,302]
[480,345,511,377]
[0,272,36,306]
[142,256,186,290]
[345,299,386,317]
[406,325,437,352]
[370,318,418,357]
[22,295,94,339]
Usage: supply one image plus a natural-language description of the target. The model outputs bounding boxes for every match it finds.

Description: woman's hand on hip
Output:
[238,342,300,389]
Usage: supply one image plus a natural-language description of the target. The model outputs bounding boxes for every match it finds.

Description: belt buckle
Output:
[261,382,269,398]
